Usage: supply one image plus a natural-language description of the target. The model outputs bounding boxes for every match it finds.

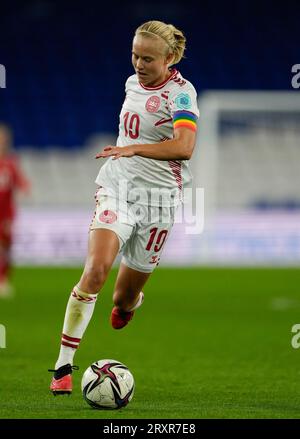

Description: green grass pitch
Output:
[0,267,300,419]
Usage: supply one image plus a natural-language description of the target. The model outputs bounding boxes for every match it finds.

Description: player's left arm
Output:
[138,126,196,160]
[96,126,196,161]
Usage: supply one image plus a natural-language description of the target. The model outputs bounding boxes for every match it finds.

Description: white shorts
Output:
[90,188,175,273]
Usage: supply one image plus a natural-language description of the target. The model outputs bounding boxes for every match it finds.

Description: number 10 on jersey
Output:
[123,112,140,139]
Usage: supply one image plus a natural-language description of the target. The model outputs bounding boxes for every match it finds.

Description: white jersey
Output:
[95,69,199,207]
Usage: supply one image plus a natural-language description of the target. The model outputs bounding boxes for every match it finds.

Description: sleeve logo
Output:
[174,93,192,110]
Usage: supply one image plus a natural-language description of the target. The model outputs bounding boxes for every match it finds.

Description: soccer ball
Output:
[81,359,135,409]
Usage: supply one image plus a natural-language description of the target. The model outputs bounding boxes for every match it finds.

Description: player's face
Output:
[132,35,173,87]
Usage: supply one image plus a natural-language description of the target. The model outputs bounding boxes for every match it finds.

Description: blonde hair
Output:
[135,20,186,66]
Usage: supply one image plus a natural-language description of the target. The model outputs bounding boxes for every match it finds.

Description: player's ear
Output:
[165,52,175,66]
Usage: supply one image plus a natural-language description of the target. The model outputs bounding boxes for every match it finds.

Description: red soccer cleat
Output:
[111,307,135,330]
[48,364,79,395]
[50,375,72,395]
[110,292,144,329]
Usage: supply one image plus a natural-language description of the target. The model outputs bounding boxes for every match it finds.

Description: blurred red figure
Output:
[0,123,30,297]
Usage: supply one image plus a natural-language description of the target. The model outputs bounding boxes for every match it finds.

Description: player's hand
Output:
[95,146,136,160]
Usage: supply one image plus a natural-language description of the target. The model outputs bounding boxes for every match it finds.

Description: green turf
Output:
[0,267,300,419]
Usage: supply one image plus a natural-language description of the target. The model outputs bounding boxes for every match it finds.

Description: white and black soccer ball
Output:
[81,359,135,409]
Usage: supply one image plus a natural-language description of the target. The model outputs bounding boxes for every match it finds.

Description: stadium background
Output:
[1,0,300,419]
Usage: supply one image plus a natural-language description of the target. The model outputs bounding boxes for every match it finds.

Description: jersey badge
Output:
[174,93,192,110]
[145,96,161,113]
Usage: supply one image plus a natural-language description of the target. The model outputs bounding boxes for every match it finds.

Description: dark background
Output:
[0,0,299,148]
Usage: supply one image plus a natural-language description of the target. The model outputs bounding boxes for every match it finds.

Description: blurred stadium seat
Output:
[195,92,300,211]
[19,135,115,207]
[193,91,300,264]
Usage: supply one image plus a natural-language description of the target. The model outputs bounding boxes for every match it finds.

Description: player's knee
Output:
[82,263,110,292]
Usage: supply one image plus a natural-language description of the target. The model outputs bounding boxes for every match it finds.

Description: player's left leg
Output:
[110,264,150,329]
[110,204,175,329]
[0,220,13,298]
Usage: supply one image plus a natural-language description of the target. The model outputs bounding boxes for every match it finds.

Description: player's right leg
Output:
[49,228,120,395]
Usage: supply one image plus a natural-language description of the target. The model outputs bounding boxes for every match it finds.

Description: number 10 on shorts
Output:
[146,228,168,252]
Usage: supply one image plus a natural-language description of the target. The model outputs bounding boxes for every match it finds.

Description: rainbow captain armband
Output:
[173,110,198,132]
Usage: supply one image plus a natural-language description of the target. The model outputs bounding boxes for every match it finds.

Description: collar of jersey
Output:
[138,68,178,90]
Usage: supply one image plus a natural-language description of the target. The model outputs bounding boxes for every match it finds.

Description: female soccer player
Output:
[49,20,199,394]
[0,123,30,297]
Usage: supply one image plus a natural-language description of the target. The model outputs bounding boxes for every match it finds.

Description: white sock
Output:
[55,285,98,369]
[128,291,144,312]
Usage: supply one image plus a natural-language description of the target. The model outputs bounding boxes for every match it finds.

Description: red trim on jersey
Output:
[168,160,183,195]
[155,117,173,127]
[139,69,178,90]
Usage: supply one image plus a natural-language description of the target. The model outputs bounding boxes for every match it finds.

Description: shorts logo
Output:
[174,93,192,110]
[99,210,117,224]
[146,96,160,113]
[149,255,159,264]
